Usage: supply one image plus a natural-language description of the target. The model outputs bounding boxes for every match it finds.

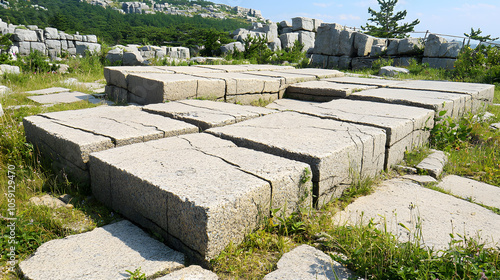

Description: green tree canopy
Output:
[361,0,420,38]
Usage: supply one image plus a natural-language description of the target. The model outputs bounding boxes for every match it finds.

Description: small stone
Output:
[378,66,410,77]
[29,194,67,209]
[402,174,438,185]
[416,149,448,178]
[490,123,500,130]
[393,165,417,174]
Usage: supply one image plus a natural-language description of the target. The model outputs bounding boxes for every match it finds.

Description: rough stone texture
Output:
[220,42,245,54]
[402,174,438,184]
[23,106,197,182]
[388,80,494,112]
[274,68,344,79]
[328,56,340,69]
[27,91,104,105]
[0,64,20,75]
[245,70,317,85]
[30,42,47,55]
[19,220,185,280]
[351,57,377,70]
[370,44,387,57]
[310,54,329,68]
[225,92,279,105]
[438,175,500,209]
[75,42,101,55]
[354,33,374,57]
[386,39,400,56]
[194,64,294,73]
[379,66,410,77]
[157,265,218,280]
[349,88,472,119]
[123,51,144,66]
[89,133,312,261]
[424,34,448,57]
[268,37,282,52]
[157,66,225,75]
[280,32,299,49]
[338,56,352,70]
[105,85,128,103]
[106,47,123,65]
[338,30,355,56]
[285,81,376,99]
[267,99,434,168]
[333,178,500,250]
[143,99,276,131]
[208,111,386,206]
[298,31,316,53]
[416,149,448,178]
[190,72,282,97]
[313,23,343,55]
[292,17,314,31]
[438,42,461,58]
[29,194,68,209]
[398,38,423,55]
[13,29,38,41]
[263,23,279,43]
[263,245,358,280]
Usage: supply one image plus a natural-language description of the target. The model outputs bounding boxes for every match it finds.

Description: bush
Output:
[20,51,59,73]
[372,57,393,70]
[453,44,500,84]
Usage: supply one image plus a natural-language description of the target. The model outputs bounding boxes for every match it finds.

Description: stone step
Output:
[285,80,377,101]
[333,178,500,250]
[267,99,434,169]
[23,106,198,183]
[207,111,387,206]
[27,91,106,105]
[438,175,500,209]
[325,76,404,87]
[19,220,185,280]
[89,133,312,262]
[143,99,277,131]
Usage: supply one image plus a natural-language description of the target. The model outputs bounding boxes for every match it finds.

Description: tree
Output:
[361,0,420,38]
[464,28,499,45]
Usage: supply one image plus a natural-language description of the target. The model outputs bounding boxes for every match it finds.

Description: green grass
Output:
[1,56,500,279]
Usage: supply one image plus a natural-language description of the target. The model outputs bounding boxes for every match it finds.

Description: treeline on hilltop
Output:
[0,0,249,48]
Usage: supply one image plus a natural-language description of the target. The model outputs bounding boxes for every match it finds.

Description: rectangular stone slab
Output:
[245,70,318,84]
[207,111,386,206]
[143,99,276,131]
[24,106,198,182]
[194,64,294,72]
[126,73,225,104]
[27,91,103,105]
[285,81,377,99]
[349,88,472,118]
[225,93,279,105]
[155,66,225,74]
[104,66,173,89]
[272,68,344,79]
[191,72,283,96]
[267,99,434,169]
[25,87,71,95]
[89,133,312,261]
[325,76,404,87]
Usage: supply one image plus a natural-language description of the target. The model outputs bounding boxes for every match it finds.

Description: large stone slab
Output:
[267,99,434,169]
[19,220,185,280]
[194,64,294,73]
[263,245,358,280]
[285,81,376,101]
[438,175,500,209]
[349,88,472,118]
[126,73,226,104]
[104,66,173,89]
[23,106,197,182]
[273,68,344,79]
[25,87,71,95]
[388,80,495,112]
[143,99,276,131]
[157,265,218,280]
[334,178,500,250]
[89,133,312,261]
[325,76,404,87]
[207,112,386,206]
[244,70,318,84]
[155,65,225,74]
[27,91,104,105]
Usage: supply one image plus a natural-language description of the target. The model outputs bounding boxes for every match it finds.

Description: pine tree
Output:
[361,0,420,38]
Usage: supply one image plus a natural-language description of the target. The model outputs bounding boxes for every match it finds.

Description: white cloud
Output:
[313,3,332,8]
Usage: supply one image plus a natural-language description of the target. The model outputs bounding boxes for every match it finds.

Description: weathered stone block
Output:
[292,17,314,31]
[280,32,299,49]
[386,39,400,56]
[354,32,374,57]
[298,31,315,53]
[310,54,329,68]
[338,55,352,69]
[424,34,447,57]
[398,38,423,55]
[30,42,47,55]
[13,29,38,41]
[313,23,342,55]
[76,42,101,55]
[44,27,59,39]
[438,42,461,58]
[338,29,355,56]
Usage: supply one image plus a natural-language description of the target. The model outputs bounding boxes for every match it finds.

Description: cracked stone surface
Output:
[267,99,434,169]
[263,245,359,280]
[325,76,404,87]
[285,81,376,100]
[143,99,277,131]
[333,178,500,250]
[416,149,448,178]
[25,87,71,95]
[19,220,185,280]
[89,133,312,261]
[157,265,218,280]
[349,88,472,118]
[245,70,318,84]
[104,66,173,89]
[438,175,500,209]
[207,111,386,206]
[273,68,344,79]
[23,106,198,182]
[194,64,294,72]
[190,72,283,96]
[126,73,226,104]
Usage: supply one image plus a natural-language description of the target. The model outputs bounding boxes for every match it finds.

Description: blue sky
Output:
[215,0,499,41]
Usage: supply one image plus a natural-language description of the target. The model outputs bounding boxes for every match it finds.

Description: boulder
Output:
[268,38,282,52]
[298,31,315,53]
[15,41,30,56]
[221,42,245,54]
[313,23,343,55]
[106,48,123,65]
[165,47,190,60]
[87,35,98,43]
[424,34,447,57]
[386,39,400,56]
[123,51,144,66]
[61,40,68,51]
[232,28,248,37]
[0,64,20,75]
[398,38,423,55]
[44,27,59,40]
[438,42,461,58]
[379,66,410,76]
[75,42,101,55]
[292,17,314,31]
[354,32,374,57]
[263,23,279,43]
[280,32,299,49]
